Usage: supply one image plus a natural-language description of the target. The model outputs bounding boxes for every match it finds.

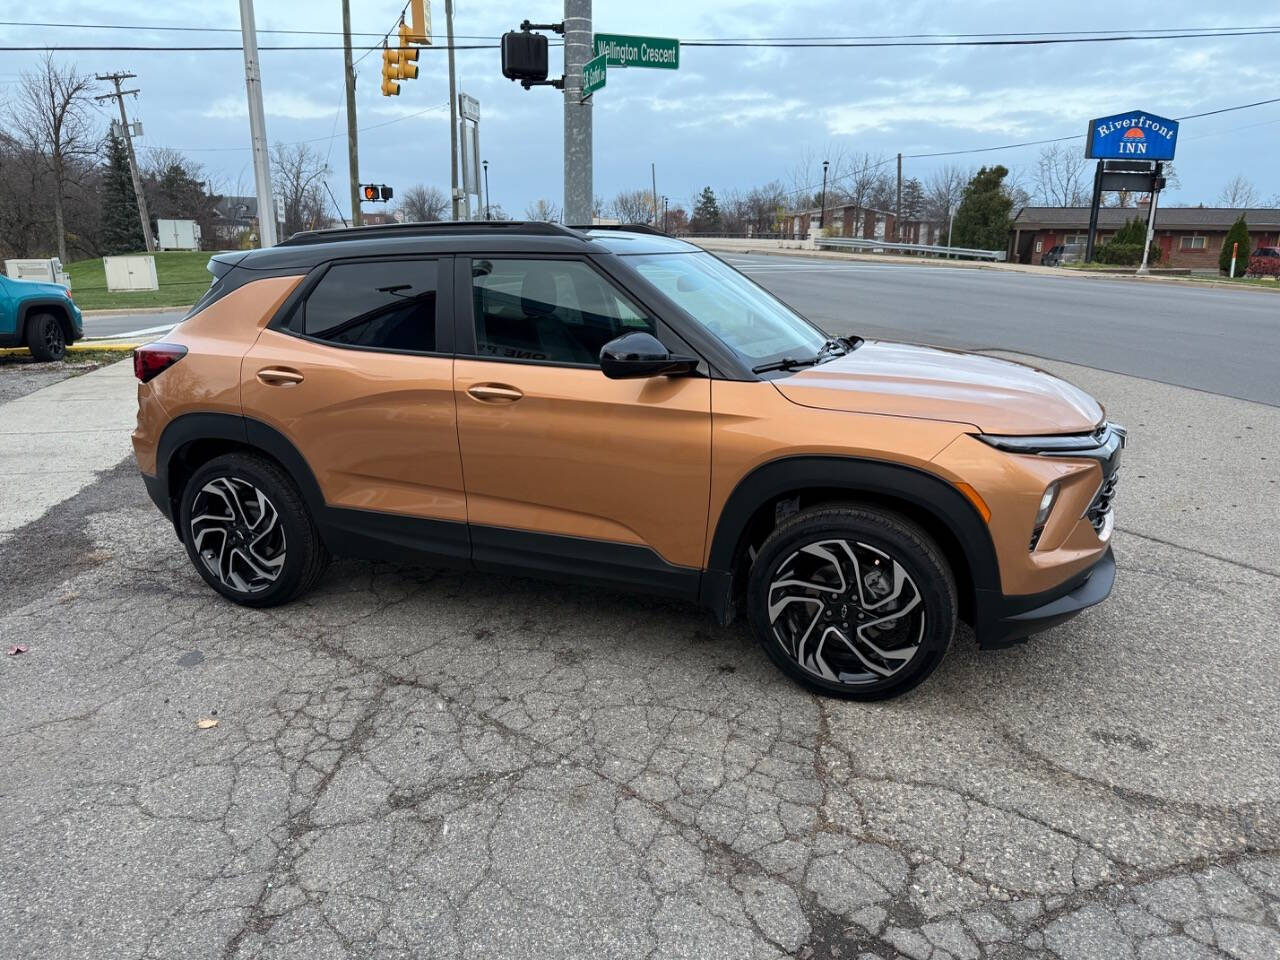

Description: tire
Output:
[747,504,957,700]
[178,452,329,607]
[27,312,66,362]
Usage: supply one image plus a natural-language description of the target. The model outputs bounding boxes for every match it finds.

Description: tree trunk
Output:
[52,183,67,263]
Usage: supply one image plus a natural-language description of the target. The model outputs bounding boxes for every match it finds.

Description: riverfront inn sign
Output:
[1085,109,1179,161]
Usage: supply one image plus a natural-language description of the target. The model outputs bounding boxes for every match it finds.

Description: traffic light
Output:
[397,21,419,81]
[381,44,400,97]
[360,184,394,203]
[405,0,431,44]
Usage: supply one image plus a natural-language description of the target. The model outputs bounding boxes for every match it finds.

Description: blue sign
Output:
[1085,110,1178,160]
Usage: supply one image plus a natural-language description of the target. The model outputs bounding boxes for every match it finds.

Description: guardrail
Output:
[814,236,1006,261]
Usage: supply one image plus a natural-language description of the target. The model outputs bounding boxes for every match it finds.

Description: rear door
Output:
[452,255,711,596]
[241,254,468,563]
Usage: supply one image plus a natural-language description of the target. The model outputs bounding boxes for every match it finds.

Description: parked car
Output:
[131,222,1122,699]
[0,273,83,361]
[1041,243,1083,267]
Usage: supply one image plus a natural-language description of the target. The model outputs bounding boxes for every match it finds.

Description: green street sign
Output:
[582,52,606,98]
[594,33,679,70]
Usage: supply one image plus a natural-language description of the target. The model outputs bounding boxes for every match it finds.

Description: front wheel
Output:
[747,505,957,700]
[179,452,329,607]
[27,313,66,362]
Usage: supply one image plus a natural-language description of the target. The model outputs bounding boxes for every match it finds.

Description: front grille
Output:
[1086,471,1119,534]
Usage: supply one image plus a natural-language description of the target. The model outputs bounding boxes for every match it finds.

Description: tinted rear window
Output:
[291,259,438,353]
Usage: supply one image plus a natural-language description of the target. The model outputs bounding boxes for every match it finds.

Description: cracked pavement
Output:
[1,358,1278,959]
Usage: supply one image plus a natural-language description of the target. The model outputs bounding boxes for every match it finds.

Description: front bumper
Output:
[974,546,1115,648]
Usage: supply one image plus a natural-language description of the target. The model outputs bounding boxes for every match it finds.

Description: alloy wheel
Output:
[766,538,926,685]
[189,477,287,593]
[44,322,64,356]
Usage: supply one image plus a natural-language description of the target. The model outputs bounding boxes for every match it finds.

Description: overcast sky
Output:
[3,1,1277,217]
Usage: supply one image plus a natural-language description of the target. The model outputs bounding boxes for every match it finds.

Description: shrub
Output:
[1219,215,1251,277]
[1246,255,1280,278]
[1094,242,1144,265]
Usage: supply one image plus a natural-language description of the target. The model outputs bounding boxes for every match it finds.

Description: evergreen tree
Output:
[690,186,721,233]
[1219,214,1251,277]
[100,134,145,255]
[950,165,1013,252]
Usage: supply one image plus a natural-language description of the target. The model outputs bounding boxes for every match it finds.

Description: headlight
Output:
[1030,482,1059,551]
[978,432,1104,454]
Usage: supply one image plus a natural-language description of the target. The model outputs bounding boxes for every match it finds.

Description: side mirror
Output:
[599,332,698,380]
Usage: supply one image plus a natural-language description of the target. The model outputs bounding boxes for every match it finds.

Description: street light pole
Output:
[483,160,490,219]
[819,159,829,235]
[662,196,668,233]
[562,0,593,223]
[947,203,955,259]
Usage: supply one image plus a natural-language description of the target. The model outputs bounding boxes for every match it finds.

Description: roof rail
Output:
[277,220,584,247]
[568,222,667,236]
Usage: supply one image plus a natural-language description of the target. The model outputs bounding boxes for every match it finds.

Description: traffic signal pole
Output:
[238,0,277,246]
[562,0,592,224]
[341,0,361,228]
[94,73,155,253]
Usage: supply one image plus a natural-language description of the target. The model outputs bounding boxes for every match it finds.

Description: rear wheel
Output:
[179,452,328,607]
[747,505,957,700]
[27,313,66,362]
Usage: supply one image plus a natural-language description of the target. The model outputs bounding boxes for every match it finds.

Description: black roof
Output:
[234,221,693,272]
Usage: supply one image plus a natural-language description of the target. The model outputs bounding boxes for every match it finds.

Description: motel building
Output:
[1009,206,1280,270]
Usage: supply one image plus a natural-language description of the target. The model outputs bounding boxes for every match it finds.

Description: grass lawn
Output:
[67,250,218,310]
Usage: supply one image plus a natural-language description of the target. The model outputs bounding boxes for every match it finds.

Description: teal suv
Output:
[0,274,83,361]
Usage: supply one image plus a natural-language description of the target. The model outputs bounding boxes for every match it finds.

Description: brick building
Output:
[1010,206,1280,270]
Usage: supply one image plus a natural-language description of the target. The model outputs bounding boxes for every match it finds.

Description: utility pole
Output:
[445,0,462,220]
[819,160,829,233]
[895,153,902,243]
[95,72,155,253]
[341,0,361,227]
[238,0,277,246]
[563,0,592,223]
[651,162,658,227]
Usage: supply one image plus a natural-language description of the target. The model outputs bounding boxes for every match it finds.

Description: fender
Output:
[701,455,1002,623]
[18,300,77,343]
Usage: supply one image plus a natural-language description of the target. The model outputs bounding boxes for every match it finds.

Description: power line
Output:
[0,19,502,39]
[4,26,1280,53]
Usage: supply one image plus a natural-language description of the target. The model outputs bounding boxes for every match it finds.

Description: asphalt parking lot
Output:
[2,264,1279,959]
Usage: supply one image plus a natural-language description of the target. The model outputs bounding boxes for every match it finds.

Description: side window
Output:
[470,258,653,365]
[292,259,437,352]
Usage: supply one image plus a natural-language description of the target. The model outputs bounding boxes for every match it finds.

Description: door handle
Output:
[257,367,304,386]
[466,383,524,403]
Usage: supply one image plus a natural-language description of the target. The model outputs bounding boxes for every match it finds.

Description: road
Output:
[725,254,1280,406]
[81,310,185,340]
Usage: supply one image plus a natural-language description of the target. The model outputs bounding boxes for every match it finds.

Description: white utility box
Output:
[156,218,202,251]
[4,258,70,289]
[103,255,159,292]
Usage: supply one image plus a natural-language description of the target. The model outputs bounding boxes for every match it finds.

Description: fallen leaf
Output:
[196,717,220,729]
[6,645,27,656]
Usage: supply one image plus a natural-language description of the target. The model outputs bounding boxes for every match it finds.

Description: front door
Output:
[453,255,711,597]
[241,255,468,562]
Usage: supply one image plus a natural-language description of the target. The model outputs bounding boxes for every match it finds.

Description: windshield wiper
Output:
[751,356,819,374]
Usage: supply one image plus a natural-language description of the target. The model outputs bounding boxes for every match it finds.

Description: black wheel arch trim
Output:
[19,300,78,343]
[703,455,1002,624]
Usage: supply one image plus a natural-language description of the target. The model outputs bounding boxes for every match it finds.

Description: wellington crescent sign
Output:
[594,33,680,70]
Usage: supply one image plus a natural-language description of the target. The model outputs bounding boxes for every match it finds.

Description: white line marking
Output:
[84,323,178,341]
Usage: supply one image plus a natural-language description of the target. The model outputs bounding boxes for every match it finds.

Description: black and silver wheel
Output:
[179,452,328,607]
[27,312,66,362]
[747,505,957,700]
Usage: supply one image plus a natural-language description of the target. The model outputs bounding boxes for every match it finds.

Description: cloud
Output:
[203,92,341,121]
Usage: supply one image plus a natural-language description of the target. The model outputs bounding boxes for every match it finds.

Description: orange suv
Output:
[132,223,1122,699]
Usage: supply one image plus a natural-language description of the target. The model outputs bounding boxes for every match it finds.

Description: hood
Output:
[8,276,71,298]
[774,340,1103,435]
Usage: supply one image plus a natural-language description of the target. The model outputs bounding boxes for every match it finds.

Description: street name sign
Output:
[582,53,606,98]
[1085,109,1178,161]
[594,33,679,70]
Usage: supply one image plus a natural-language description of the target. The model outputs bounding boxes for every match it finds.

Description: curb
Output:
[79,305,192,318]
[0,343,139,356]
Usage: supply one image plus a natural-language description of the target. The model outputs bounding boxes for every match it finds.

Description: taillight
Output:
[133,343,188,383]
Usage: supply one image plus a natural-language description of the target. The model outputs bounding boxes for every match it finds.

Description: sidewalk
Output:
[0,359,137,540]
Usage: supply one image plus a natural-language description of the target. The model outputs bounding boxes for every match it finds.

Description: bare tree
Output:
[524,198,561,222]
[397,184,448,222]
[922,164,971,226]
[789,148,893,231]
[610,188,654,223]
[1218,174,1258,208]
[1003,165,1033,212]
[13,54,99,262]
[271,142,329,237]
[1033,143,1088,206]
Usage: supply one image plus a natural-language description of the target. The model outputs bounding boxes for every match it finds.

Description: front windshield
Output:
[627,252,828,364]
